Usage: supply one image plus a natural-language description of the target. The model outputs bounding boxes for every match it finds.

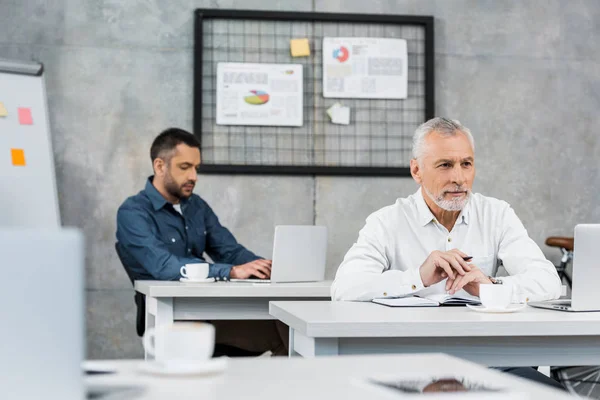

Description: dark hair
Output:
[150,128,200,163]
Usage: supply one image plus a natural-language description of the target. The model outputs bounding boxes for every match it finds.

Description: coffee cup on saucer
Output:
[180,263,209,281]
[143,322,215,368]
[479,284,512,309]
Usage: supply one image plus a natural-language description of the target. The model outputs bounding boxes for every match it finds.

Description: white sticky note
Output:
[326,102,341,119]
[331,106,350,125]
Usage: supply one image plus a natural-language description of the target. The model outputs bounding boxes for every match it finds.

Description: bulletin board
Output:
[194,9,434,176]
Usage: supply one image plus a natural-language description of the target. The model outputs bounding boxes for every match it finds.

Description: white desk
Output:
[86,354,574,400]
[134,280,331,358]
[269,301,600,367]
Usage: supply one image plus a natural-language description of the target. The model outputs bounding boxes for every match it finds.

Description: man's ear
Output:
[410,158,422,184]
[153,158,166,177]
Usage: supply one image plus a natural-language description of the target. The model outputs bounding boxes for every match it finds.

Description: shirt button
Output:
[448,237,452,242]
[411,285,417,290]
[383,292,387,296]
[187,248,191,252]
[185,226,189,230]
[171,238,176,242]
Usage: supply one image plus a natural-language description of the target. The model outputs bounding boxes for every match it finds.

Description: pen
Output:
[463,256,473,261]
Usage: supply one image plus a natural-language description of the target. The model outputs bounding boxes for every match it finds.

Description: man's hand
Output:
[230,259,272,279]
[446,264,492,296]
[419,249,472,287]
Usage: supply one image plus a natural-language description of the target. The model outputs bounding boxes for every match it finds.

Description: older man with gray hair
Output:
[331,117,561,303]
[331,117,565,389]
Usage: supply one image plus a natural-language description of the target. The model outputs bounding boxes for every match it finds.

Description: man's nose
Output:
[451,165,465,185]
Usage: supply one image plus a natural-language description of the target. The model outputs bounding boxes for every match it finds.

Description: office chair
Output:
[114,243,146,337]
[114,243,262,357]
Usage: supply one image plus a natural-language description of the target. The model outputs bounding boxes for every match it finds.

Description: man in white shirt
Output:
[331,117,565,390]
[332,117,561,303]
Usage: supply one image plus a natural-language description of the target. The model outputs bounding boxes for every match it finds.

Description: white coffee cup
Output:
[143,322,215,366]
[479,284,512,309]
[180,263,209,280]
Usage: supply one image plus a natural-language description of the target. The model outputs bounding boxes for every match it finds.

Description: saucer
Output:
[138,358,227,376]
[82,360,118,374]
[180,277,216,283]
[466,304,527,313]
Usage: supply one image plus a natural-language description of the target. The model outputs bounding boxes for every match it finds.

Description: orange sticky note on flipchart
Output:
[11,149,26,166]
[18,107,33,125]
[0,102,7,117]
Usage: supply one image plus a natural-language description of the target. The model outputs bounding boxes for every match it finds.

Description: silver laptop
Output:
[231,225,327,283]
[529,224,600,312]
[0,228,85,399]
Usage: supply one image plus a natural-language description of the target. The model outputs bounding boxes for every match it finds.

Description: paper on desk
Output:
[361,374,530,399]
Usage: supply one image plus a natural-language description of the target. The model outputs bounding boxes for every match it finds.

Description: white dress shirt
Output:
[331,188,561,303]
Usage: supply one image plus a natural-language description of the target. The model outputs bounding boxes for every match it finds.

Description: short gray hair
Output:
[412,117,475,161]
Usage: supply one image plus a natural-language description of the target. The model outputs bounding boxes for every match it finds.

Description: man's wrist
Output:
[208,263,234,280]
[418,267,431,287]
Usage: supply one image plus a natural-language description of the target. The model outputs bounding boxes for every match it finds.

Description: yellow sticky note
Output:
[290,38,310,57]
[0,102,7,117]
[11,148,26,166]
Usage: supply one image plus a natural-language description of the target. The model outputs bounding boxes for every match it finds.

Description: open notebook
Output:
[373,293,481,307]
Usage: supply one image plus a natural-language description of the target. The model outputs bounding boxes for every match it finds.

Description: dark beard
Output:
[164,176,193,200]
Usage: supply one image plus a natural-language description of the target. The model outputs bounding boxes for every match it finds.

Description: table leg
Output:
[291,329,339,357]
[144,296,173,360]
[288,327,300,357]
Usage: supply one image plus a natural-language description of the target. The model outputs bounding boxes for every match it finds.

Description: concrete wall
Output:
[1,0,598,358]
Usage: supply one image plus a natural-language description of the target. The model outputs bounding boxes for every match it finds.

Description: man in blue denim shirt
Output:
[116,128,287,355]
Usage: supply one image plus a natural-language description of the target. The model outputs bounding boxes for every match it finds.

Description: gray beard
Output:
[423,186,470,211]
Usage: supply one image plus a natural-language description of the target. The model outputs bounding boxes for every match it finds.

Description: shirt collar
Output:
[415,188,437,226]
[144,177,168,211]
[458,198,471,225]
[415,187,471,226]
[144,176,191,212]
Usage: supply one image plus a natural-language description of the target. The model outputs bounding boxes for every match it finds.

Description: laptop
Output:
[230,225,327,283]
[0,228,85,399]
[529,224,600,312]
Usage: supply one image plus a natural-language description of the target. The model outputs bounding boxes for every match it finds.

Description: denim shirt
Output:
[116,177,260,281]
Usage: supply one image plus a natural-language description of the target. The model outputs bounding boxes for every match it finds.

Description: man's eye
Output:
[462,162,472,167]
[439,163,450,168]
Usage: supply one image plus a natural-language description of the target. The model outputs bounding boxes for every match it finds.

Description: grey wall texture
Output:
[1,0,599,359]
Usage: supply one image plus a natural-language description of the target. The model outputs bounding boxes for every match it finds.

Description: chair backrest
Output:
[115,242,135,285]
[114,242,146,337]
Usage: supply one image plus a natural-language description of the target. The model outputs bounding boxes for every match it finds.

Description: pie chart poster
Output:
[323,37,407,100]
[216,62,303,127]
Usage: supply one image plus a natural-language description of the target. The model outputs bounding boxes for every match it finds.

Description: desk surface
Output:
[86,354,573,400]
[135,280,332,298]
[270,300,600,337]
